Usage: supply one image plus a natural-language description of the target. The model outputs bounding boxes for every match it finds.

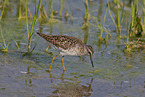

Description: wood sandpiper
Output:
[37,32,94,72]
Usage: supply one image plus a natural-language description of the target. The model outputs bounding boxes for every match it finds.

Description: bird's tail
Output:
[36,32,51,41]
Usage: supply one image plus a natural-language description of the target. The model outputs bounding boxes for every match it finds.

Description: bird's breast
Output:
[60,45,88,56]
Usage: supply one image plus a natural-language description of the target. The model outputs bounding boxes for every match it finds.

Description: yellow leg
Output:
[61,56,65,71]
[48,53,60,72]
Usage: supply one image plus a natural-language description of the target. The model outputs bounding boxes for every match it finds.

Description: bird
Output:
[36,32,94,72]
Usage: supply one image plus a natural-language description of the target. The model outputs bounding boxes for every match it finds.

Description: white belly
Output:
[60,46,87,56]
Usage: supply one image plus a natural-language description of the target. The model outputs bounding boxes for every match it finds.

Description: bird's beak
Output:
[90,55,94,67]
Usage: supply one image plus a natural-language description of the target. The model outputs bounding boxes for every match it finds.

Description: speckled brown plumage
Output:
[37,32,85,50]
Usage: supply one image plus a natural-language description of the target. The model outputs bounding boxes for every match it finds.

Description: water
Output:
[0,0,145,97]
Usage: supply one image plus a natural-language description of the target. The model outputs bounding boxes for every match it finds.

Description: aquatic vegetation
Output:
[48,0,61,24]
[0,25,9,52]
[25,0,41,54]
[0,0,6,20]
[92,9,111,43]
[124,0,145,52]
[124,38,145,52]
[60,0,64,17]
[0,34,9,52]
[107,0,125,38]
[81,0,90,30]
[38,2,48,21]
[129,16,143,37]
[49,0,53,19]
[129,0,143,37]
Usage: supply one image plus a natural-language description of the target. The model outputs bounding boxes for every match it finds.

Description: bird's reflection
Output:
[24,66,94,96]
[47,70,65,83]
[51,78,93,97]
[47,71,94,97]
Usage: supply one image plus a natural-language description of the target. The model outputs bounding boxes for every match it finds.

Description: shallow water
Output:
[0,0,145,97]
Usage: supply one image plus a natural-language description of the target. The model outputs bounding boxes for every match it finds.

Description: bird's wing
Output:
[37,32,84,50]
[49,35,84,50]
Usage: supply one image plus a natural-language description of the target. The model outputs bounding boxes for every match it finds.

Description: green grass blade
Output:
[0,26,6,48]
[60,0,64,17]
[107,0,117,27]
[0,43,5,49]
[29,0,41,39]
[50,0,53,19]
[120,0,125,24]
[25,0,29,39]
[13,39,20,49]
[0,1,6,20]
[25,0,41,53]
[99,9,107,39]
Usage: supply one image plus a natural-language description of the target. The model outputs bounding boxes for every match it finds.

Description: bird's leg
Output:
[61,56,65,71]
[48,53,60,72]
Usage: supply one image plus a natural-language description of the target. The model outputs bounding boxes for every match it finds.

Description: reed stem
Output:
[99,9,107,40]
[60,0,64,17]
[117,0,121,37]
[131,0,137,27]
[0,0,6,20]
[50,0,53,19]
